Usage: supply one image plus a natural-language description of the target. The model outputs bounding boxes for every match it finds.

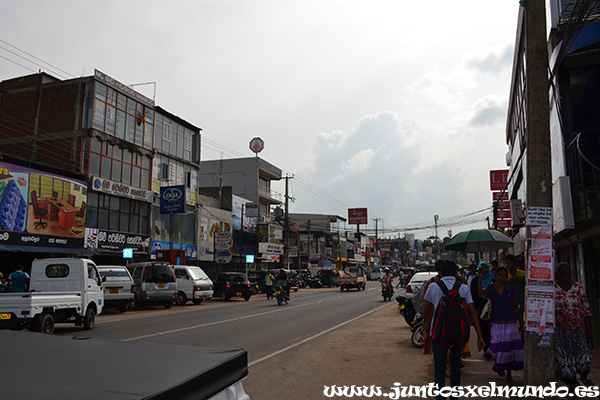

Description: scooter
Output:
[274,285,289,305]
[411,312,425,348]
[396,295,416,327]
[381,281,393,301]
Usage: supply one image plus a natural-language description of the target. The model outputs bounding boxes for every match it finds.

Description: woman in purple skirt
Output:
[478,266,524,384]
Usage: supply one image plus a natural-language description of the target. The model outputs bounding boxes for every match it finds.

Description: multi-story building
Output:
[0,70,203,270]
[198,157,282,270]
[151,106,201,264]
[504,2,600,337]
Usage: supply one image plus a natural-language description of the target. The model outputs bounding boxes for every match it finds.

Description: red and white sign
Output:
[493,192,508,201]
[249,137,264,153]
[490,169,509,191]
[496,219,511,228]
[497,210,512,219]
[348,208,368,225]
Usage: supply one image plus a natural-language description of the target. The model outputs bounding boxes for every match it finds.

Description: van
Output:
[173,266,214,305]
[97,265,134,313]
[125,262,177,309]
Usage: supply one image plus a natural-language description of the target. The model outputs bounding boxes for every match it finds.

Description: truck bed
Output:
[1,330,248,400]
[0,292,83,315]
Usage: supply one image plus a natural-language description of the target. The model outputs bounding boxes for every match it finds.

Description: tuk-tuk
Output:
[247,270,267,294]
[318,269,339,287]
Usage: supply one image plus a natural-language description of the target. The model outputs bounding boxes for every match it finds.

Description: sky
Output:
[0,0,520,240]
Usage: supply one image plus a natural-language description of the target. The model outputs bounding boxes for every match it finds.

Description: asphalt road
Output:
[54,284,390,362]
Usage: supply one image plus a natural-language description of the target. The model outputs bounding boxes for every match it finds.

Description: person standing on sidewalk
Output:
[423,260,485,400]
[554,262,593,389]
[478,266,524,384]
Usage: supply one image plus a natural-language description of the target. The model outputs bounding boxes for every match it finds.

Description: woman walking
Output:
[555,262,593,389]
[478,266,524,384]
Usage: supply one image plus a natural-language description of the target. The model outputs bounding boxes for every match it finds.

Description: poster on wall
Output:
[232,195,257,232]
[0,161,87,247]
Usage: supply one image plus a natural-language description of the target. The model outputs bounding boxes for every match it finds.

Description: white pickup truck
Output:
[0,258,103,334]
[338,266,366,291]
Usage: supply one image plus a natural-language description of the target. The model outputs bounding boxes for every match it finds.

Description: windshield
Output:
[99,268,131,281]
[147,265,175,283]
[187,267,209,281]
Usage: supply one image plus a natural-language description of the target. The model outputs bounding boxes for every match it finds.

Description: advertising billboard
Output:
[0,161,87,248]
[348,208,368,225]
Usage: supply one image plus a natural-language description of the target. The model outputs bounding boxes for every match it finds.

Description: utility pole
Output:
[523,0,554,385]
[283,174,294,269]
[373,218,380,265]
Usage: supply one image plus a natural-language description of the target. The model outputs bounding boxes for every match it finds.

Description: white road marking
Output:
[248,303,392,367]
[122,302,313,341]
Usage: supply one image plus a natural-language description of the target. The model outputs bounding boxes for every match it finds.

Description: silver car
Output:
[97,265,134,313]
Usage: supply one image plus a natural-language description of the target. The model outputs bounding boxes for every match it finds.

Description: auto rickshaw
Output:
[318,268,339,287]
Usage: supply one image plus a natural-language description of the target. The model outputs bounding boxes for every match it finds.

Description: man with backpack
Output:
[423,260,485,399]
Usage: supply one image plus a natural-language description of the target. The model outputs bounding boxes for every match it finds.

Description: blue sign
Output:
[123,248,133,258]
[246,255,255,263]
[160,185,185,214]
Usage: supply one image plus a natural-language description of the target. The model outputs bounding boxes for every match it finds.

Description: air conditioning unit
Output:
[510,199,525,227]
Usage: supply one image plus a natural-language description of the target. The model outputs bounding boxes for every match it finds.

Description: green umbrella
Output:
[445,229,514,253]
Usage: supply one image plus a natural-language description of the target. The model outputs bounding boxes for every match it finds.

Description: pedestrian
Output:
[265,271,275,300]
[466,264,477,287]
[554,262,593,389]
[478,266,524,384]
[423,260,485,399]
[490,259,499,275]
[469,262,492,351]
[396,269,405,289]
[8,265,30,293]
[504,254,525,317]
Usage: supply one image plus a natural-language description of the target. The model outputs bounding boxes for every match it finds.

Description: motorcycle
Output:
[411,312,425,348]
[381,281,393,301]
[396,295,416,327]
[274,285,289,305]
[306,275,323,288]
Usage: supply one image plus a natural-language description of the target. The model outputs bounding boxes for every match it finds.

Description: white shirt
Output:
[424,276,473,335]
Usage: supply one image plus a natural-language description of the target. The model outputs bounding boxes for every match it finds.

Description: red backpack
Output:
[430,280,471,346]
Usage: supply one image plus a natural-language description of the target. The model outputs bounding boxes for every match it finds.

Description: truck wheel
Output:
[175,291,187,306]
[243,295,251,301]
[83,307,95,330]
[40,314,55,334]
[164,301,173,309]
[117,303,128,313]
[192,299,203,305]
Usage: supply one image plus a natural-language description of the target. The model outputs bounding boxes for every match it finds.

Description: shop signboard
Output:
[0,161,87,249]
[85,228,150,253]
[91,176,153,203]
[489,169,509,191]
[160,185,185,214]
[151,240,197,261]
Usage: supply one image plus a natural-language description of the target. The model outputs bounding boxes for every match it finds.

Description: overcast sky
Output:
[1,1,520,239]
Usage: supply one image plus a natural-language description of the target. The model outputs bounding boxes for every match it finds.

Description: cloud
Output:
[464,45,514,74]
[469,96,507,127]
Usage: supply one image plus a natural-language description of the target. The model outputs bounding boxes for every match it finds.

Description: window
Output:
[161,163,170,181]
[46,264,69,278]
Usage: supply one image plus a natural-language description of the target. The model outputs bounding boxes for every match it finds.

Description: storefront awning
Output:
[0,244,96,255]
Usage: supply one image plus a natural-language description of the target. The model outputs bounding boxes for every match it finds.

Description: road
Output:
[54,284,423,399]
[56,285,384,358]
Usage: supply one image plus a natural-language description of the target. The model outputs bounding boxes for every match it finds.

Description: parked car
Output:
[213,272,253,301]
[173,266,213,305]
[405,271,437,299]
[97,265,134,313]
[125,262,177,308]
